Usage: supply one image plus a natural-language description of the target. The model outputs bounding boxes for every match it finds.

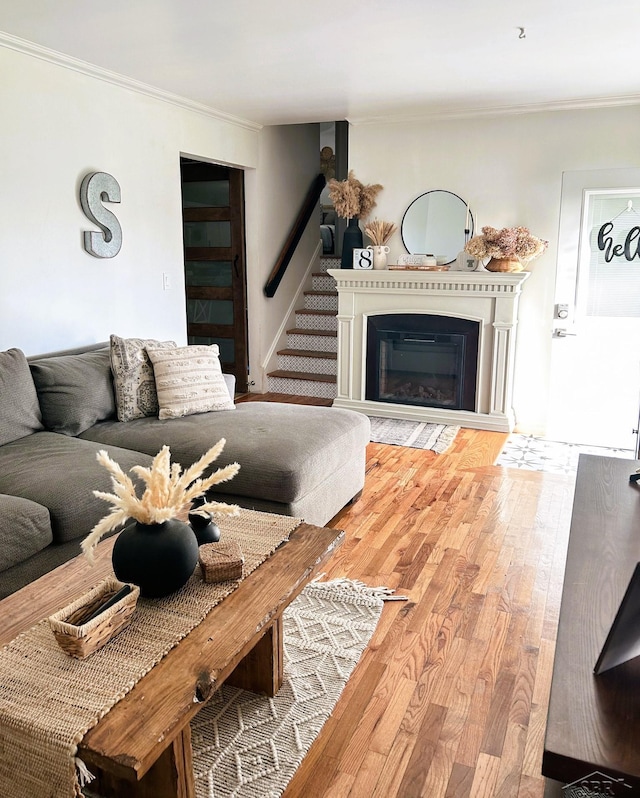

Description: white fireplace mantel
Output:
[328,268,530,432]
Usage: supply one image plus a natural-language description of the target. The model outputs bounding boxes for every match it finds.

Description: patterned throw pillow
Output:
[145,344,235,419]
[109,335,176,422]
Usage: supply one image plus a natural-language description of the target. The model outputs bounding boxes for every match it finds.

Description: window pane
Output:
[585,193,640,317]
[185,261,232,287]
[184,221,231,248]
[187,299,234,325]
[188,336,235,363]
[182,180,229,208]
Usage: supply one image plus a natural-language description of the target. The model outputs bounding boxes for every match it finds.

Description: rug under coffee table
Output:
[0,513,344,798]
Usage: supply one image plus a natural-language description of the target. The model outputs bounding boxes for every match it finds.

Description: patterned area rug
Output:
[496,433,633,475]
[368,415,459,453]
[190,578,391,798]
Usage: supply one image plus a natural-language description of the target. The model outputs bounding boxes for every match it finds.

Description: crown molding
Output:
[349,93,640,126]
[0,31,263,133]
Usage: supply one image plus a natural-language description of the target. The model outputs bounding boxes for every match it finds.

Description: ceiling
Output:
[1,0,639,126]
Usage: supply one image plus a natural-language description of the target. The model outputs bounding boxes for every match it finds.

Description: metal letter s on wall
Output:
[80,172,123,258]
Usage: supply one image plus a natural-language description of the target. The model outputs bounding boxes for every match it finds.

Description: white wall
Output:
[349,106,640,433]
[0,44,260,355]
[245,123,321,391]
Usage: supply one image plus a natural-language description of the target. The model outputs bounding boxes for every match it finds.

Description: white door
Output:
[547,169,640,451]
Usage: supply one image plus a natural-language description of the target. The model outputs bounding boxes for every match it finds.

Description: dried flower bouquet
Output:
[81,439,240,563]
[327,170,383,220]
[465,226,548,264]
[364,219,397,246]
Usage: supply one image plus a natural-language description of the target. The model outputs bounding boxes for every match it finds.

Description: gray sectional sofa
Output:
[0,343,370,599]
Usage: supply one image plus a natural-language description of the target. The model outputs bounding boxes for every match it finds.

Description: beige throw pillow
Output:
[145,344,235,419]
[109,335,176,421]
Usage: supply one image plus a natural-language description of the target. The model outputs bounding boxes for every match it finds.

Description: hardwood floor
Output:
[240,394,575,797]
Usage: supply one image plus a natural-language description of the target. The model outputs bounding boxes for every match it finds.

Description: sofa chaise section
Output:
[30,341,369,528]
[80,401,369,526]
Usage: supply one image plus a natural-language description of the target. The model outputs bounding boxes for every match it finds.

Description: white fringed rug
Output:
[368,416,460,453]
[190,578,391,798]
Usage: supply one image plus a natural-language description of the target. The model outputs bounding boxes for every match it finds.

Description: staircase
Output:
[267,257,339,399]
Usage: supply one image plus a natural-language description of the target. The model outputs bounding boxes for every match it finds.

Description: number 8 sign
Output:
[353,248,373,269]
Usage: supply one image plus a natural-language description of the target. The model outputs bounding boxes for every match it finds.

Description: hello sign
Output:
[597,221,640,263]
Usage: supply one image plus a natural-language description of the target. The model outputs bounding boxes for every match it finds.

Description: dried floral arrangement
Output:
[81,439,240,563]
[364,219,397,246]
[327,170,383,220]
[465,226,548,263]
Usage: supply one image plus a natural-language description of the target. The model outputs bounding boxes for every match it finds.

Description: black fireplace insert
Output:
[366,314,479,411]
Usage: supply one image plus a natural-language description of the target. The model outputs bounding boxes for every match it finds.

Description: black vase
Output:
[112,519,200,598]
[341,216,363,269]
[188,510,221,545]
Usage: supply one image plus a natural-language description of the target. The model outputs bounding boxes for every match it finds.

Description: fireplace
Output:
[366,314,478,411]
[327,269,529,432]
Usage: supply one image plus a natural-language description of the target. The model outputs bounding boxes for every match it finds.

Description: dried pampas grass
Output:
[327,170,383,220]
[81,439,240,563]
[364,219,397,246]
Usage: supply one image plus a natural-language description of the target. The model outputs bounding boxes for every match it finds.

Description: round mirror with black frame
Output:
[401,190,473,264]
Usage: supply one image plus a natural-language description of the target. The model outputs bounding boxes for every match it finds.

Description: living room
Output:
[1,3,640,797]
[1,25,639,438]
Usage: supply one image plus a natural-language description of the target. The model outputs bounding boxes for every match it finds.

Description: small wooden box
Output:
[199,541,244,583]
[49,577,139,659]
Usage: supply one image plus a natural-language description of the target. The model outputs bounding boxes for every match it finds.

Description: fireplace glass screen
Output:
[366,315,478,411]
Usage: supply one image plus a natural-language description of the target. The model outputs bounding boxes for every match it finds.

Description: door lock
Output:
[555,303,569,319]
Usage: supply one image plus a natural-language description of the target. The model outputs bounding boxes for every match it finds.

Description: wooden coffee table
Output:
[0,520,344,798]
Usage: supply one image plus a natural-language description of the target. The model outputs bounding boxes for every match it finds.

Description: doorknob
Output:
[552,328,577,338]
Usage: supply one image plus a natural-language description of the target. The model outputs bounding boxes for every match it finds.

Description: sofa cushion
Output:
[0,494,52,570]
[0,348,44,446]
[146,344,235,419]
[79,402,371,506]
[0,431,154,544]
[110,334,176,421]
[29,349,116,436]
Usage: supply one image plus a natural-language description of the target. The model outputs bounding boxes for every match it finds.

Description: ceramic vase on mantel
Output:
[485,256,524,273]
[341,216,364,269]
[368,245,390,270]
[112,518,199,598]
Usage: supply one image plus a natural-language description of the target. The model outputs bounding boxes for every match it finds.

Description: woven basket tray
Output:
[48,577,139,659]
[199,541,244,583]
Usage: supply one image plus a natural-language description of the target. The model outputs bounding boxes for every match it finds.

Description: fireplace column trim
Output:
[491,321,516,424]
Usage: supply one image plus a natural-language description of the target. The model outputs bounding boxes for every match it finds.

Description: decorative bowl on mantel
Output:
[465,226,548,272]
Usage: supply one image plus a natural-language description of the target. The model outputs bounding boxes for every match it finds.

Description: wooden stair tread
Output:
[286,327,337,337]
[268,370,337,383]
[303,290,337,297]
[294,309,336,317]
[277,349,337,359]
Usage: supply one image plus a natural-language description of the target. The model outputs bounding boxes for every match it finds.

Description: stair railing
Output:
[264,173,326,298]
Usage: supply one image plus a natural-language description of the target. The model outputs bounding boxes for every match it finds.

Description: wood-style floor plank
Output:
[238,394,574,797]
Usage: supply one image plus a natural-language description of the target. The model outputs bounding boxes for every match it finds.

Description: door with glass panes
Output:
[180,159,248,392]
[547,168,640,451]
